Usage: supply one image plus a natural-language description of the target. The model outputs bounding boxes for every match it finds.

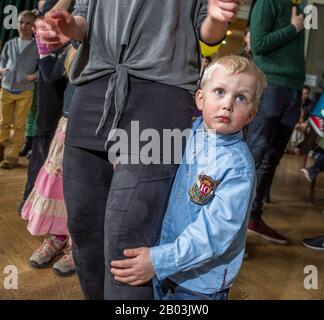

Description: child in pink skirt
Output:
[22,34,77,276]
[22,117,73,276]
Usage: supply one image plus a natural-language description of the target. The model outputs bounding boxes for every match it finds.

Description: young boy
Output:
[0,11,38,169]
[110,55,266,300]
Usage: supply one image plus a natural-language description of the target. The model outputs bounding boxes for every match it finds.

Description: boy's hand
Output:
[27,73,38,82]
[0,68,9,75]
[208,0,242,22]
[111,247,156,286]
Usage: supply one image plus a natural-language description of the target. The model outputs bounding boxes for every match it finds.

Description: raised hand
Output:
[35,18,68,51]
[34,11,75,51]
[47,11,77,39]
[208,0,242,23]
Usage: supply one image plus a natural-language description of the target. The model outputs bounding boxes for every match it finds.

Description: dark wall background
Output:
[0,0,38,47]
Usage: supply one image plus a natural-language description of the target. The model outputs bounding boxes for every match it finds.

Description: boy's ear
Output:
[195,89,204,111]
[245,108,257,125]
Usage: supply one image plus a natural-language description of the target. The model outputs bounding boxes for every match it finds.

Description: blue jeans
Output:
[153,278,229,301]
[308,148,324,180]
[246,86,301,220]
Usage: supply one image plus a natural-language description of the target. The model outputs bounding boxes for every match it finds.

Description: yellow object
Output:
[200,41,220,58]
[0,89,33,158]
[291,0,302,4]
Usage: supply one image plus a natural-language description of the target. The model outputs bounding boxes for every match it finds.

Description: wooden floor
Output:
[0,155,324,300]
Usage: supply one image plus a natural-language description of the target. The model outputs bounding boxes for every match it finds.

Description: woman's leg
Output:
[102,78,194,300]
[104,162,178,300]
[63,145,114,299]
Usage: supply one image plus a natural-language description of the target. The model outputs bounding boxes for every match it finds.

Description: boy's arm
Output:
[250,0,303,56]
[0,42,9,73]
[111,169,255,285]
[150,170,255,281]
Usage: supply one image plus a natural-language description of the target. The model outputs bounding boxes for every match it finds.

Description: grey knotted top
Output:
[70,0,208,148]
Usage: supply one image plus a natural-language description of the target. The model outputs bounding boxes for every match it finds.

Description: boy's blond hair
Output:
[200,55,266,108]
[19,10,37,21]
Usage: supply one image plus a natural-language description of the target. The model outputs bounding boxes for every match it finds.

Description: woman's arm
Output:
[199,0,241,45]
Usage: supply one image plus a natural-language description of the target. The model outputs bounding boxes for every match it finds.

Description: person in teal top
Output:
[246,0,305,244]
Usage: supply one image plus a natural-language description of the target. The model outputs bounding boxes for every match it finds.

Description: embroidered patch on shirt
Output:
[189,172,219,205]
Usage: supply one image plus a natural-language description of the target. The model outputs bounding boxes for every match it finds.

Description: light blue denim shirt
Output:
[150,117,256,294]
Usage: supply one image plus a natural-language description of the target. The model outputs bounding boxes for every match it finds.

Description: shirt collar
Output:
[194,117,243,147]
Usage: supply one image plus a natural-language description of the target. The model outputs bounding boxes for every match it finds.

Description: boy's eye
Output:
[236,95,247,103]
[215,88,225,96]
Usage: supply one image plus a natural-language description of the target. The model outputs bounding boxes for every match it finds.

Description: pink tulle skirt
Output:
[22,117,68,236]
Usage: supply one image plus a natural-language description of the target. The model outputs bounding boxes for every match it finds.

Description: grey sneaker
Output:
[53,246,76,277]
[302,235,324,251]
[30,236,67,268]
[0,157,18,169]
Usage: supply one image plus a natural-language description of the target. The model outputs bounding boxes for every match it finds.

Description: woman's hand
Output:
[35,16,70,51]
[35,10,86,51]
[208,0,242,23]
[200,0,242,45]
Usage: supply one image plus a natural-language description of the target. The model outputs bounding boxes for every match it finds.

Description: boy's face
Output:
[18,16,35,39]
[196,66,257,135]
